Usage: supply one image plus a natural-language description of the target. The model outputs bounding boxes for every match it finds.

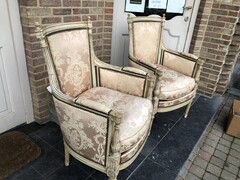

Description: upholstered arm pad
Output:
[98,67,149,97]
[162,50,196,77]
[94,57,155,99]
[48,76,111,114]
[74,98,111,114]
[128,54,157,74]
[162,50,204,77]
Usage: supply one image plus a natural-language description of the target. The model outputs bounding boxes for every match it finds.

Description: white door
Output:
[0,0,34,133]
[111,0,200,66]
[111,1,129,67]
[163,0,200,52]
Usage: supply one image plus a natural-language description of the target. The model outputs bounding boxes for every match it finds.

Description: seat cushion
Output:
[156,64,195,100]
[76,87,153,153]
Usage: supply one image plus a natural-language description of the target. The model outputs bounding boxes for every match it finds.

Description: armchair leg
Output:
[108,177,117,180]
[184,100,193,118]
[64,146,70,166]
[106,155,120,180]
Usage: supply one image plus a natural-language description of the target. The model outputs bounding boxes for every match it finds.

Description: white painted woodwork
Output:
[163,0,201,52]
[111,0,200,66]
[111,0,129,66]
[0,0,34,133]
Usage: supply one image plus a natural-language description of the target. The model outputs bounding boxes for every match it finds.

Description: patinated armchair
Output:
[127,14,204,118]
[35,19,156,180]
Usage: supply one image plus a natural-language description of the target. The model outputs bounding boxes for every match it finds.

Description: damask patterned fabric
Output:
[99,68,145,97]
[133,22,160,64]
[53,97,108,166]
[158,90,195,108]
[47,30,91,97]
[163,51,195,77]
[120,127,148,163]
[76,87,153,153]
[156,64,195,100]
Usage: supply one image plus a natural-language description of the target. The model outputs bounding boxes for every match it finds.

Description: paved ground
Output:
[177,93,240,180]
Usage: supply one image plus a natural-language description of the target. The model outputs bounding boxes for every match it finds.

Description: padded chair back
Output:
[46,26,92,98]
[128,14,165,65]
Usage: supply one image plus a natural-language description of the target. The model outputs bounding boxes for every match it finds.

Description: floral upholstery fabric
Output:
[133,22,160,64]
[53,97,108,166]
[156,64,195,100]
[99,68,145,97]
[76,87,153,153]
[163,51,195,77]
[47,30,91,97]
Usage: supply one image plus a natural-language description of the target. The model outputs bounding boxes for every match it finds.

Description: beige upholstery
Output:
[48,30,91,97]
[77,87,153,156]
[156,65,195,100]
[128,14,204,118]
[36,20,156,180]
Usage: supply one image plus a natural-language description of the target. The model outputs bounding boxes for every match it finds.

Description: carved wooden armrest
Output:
[128,54,157,73]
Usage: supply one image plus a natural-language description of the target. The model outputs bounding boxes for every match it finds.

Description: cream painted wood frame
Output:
[35,19,156,180]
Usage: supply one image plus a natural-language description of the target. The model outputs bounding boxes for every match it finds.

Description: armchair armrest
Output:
[179,52,198,60]
[162,49,204,78]
[53,95,121,166]
[94,56,155,100]
[128,54,158,74]
[48,73,111,115]
[74,98,111,114]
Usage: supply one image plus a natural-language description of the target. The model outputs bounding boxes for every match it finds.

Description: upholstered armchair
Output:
[127,14,204,118]
[35,19,156,180]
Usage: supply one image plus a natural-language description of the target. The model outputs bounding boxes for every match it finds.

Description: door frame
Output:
[7,1,34,123]
[183,0,201,52]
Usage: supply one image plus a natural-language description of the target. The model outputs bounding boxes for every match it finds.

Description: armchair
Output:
[127,14,204,118]
[35,19,155,180]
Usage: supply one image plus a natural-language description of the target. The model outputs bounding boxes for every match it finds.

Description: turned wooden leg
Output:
[184,101,192,118]
[108,176,117,180]
[64,146,70,166]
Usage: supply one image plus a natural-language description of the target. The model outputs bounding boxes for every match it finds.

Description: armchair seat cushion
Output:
[76,87,153,153]
[156,65,195,100]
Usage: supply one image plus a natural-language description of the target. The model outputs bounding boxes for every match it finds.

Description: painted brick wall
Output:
[190,0,240,97]
[18,0,114,123]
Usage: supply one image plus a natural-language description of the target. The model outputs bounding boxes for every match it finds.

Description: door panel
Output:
[163,27,181,51]
[163,0,199,52]
[164,16,188,51]
[0,0,27,133]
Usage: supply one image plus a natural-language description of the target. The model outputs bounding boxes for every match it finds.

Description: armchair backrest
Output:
[128,14,165,65]
[36,21,96,98]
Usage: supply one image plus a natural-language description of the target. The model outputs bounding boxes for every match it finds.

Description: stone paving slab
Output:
[177,94,240,180]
